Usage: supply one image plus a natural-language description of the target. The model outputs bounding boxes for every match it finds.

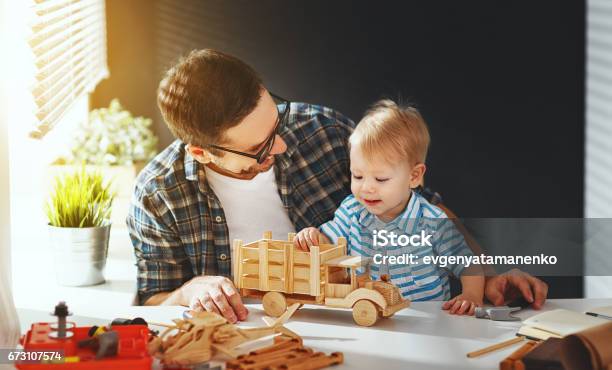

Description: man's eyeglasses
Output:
[206,93,290,164]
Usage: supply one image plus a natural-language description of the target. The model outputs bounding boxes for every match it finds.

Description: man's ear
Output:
[410,163,427,188]
[186,144,213,164]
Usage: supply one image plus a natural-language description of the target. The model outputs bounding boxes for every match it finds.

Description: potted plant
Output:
[46,167,115,286]
[50,99,158,235]
[67,99,158,167]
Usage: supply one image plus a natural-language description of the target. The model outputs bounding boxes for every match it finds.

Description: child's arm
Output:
[294,196,354,251]
[294,227,331,251]
[431,217,484,316]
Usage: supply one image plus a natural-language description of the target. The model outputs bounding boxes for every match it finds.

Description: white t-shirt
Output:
[204,166,296,248]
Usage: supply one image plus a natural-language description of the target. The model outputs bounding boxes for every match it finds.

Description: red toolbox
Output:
[17,322,152,370]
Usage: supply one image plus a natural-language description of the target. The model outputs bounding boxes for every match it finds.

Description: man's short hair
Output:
[350,99,430,165]
[157,49,263,150]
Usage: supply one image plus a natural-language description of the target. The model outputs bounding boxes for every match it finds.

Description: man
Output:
[127,49,548,323]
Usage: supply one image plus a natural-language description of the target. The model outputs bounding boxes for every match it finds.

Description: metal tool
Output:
[49,301,74,338]
[475,306,522,321]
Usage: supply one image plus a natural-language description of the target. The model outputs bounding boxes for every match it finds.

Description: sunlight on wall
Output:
[4,1,89,255]
[0,0,22,346]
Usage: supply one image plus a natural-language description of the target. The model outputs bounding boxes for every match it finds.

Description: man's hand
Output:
[484,269,548,309]
[180,276,249,323]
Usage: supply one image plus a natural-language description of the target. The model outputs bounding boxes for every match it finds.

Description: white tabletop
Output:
[16,298,612,370]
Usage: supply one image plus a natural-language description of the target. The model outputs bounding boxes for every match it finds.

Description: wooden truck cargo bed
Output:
[233,232,347,297]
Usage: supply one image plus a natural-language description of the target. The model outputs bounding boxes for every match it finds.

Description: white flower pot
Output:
[49,223,111,286]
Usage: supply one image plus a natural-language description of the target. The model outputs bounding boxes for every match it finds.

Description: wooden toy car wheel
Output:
[352,299,378,326]
[262,292,287,317]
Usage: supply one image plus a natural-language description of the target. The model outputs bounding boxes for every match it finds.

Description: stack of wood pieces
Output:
[227,337,344,370]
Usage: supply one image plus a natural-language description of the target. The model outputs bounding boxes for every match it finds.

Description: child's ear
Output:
[186,144,214,164]
[410,163,427,188]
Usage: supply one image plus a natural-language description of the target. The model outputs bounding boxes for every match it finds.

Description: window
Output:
[2,0,111,311]
[27,0,108,138]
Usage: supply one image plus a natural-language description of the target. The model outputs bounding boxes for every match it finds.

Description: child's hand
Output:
[442,293,483,316]
[294,227,322,251]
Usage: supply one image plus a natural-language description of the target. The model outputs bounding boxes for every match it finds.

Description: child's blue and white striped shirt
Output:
[320,192,473,301]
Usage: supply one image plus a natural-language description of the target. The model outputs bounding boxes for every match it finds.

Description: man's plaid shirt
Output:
[127,103,355,304]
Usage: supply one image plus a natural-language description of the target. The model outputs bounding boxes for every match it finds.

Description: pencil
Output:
[467,336,525,358]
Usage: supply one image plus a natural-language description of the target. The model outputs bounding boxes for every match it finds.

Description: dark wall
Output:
[149,0,585,219]
[98,0,586,297]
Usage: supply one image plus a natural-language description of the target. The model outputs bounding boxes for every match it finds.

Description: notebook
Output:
[517,308,610,340]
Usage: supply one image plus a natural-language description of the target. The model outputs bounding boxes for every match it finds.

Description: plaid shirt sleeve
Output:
[127,186,194,305]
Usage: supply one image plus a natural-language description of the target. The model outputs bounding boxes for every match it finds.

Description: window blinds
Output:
[27,0,108,139]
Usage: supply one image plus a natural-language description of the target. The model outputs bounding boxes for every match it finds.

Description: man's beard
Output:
[240,156,275,176]
[206,155,276,180]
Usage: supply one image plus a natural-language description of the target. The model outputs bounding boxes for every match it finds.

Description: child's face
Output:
[350,146,425,222]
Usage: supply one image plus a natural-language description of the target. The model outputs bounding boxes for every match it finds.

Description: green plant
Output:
[58,99,158,165]
[46,167,115,228]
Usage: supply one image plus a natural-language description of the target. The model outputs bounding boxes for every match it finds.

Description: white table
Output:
[16,298,612,370]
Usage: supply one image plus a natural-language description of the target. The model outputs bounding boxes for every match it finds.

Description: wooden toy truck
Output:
[233,232,410,326]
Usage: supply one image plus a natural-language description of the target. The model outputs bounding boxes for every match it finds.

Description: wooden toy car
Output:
[233,232,410,326]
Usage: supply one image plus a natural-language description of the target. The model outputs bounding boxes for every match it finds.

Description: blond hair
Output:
[350,100,430,166]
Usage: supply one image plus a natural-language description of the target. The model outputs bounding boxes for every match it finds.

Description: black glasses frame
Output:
[206,93,290,164]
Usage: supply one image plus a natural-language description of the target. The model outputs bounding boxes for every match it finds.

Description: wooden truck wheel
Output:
[262,292,287,317]
[352,300,378,326]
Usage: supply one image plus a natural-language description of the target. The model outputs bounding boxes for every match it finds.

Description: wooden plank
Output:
[287,243,294,294]
[288,232,296,242]
[242,248,286,263]
[268,249,286,263]
[284,243,290,292]
[338,236,347,255]
[293,281,311,295]
[268,240,293,249]
[309,245,320,296]
[293,266,310,280]
[242,278,285,293]
[326,283,352,298]
[241,262,259,276]
[242,240,259,248]
[268,279,284,291]
[243,263,284,278]
[293,251,310,265]
[242,277,260,290]
[269,265,284,279]
[259,240,269,291]
[263,231,272,239]
[233,239,242,288]
[325,255,370,268]
[319,245,344,263]
[318,243,337,252]
[242,247,259,261]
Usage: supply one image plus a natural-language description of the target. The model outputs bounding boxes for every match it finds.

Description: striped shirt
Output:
[320,192,473,301]
[127,103,355,304]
